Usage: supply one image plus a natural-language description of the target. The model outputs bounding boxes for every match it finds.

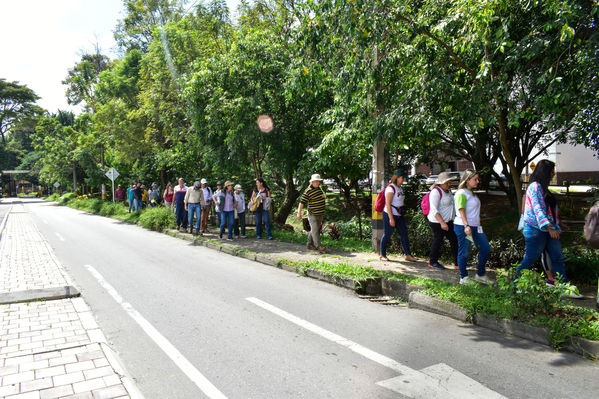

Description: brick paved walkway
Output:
[0,200,141,399]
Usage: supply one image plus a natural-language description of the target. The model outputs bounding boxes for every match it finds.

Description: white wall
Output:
[554,143,599,172]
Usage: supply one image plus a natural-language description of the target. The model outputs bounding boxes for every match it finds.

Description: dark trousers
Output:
[175,202,188,228]
[380,212,411,257]
[428,221,458,266]
[234,212,246,237]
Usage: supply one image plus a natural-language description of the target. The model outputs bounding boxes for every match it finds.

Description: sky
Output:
[0,0,239,115]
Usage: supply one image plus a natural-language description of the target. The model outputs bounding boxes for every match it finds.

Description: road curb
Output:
[408,292,469,322]
[0,204,12,241]
[0,286,81,305]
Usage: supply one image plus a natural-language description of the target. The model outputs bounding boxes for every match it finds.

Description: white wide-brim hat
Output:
[436,172,458,185]
[310,173,323,183]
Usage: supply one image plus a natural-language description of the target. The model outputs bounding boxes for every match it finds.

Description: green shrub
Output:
[46,193,59,201]
[564,247,599,284]
[98,202,128,217]
[335,217,372,239]
[137,207,175,231]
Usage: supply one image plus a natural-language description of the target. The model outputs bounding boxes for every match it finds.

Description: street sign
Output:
[530,162,536,170]
[53,182,60,188]
[105,168,119,203]
[105,167,120,181]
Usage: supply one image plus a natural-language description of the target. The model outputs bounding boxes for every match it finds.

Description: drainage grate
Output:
[357,295,407,307]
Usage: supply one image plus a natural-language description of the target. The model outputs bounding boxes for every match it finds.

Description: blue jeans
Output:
[220,210,235,238]
[454,224,490,279]
[255,210,272,239]
[380,212,411,257]
[187,203,201,232]
[128,199,133,213]
[175,202,187,228]
[515,224,567,282]
[133,198,141,212]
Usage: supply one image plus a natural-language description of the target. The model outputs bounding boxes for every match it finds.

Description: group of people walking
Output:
[379,161,580,292]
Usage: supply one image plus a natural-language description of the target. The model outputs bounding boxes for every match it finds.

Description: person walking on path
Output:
[115,184,125,202]
[251,178,273,240]
[200,178,212,233]
[164,182,174,211]
[212,181,223,228]
[174,178,188,231]
[219,181,236,240]
[185,181,205,235]
[514,160,580,297]
[127,183,135,213]
[234,184,246,238]
[454,169,493,285]
[379,168,418,262]
[427,172,459,270]
[297,174,327,252]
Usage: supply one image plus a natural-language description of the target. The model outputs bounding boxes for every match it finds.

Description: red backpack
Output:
[374,184,395,213]
[421,187,442,215]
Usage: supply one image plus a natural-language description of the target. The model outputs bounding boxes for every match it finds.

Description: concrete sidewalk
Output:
[0,201,142,399]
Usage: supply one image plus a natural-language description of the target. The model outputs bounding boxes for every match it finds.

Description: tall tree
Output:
[0,79,40,144]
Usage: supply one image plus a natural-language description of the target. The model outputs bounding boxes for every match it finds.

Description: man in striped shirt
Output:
[297,174,326,252]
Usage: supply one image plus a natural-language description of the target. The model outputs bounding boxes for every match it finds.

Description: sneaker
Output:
[234,235,240,239]
[219,234,223,239]
[241,235,247,238]
[428,263,446,270]
[474,274,494,285]
[454,265,459,269]
[226,238,233,241]
[256,236,262,239]
[268,236,273,240]
[307,244,316,250]
[459,276,473,285]
[545,279,556,287]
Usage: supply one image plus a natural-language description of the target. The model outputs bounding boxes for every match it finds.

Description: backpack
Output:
[374,184,395,213]
[421,186,442,215]
[584,200,599,248]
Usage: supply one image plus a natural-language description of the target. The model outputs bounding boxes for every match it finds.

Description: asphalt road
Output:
[17,198,599,399]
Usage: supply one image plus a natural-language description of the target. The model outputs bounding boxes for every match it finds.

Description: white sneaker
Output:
[474,274,494,285]
[562,289,584,299]
[459,276,473,285]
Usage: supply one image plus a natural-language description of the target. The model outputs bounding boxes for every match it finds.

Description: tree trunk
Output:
[273,173,301,225]
[72,163,78,193]
[497,107,523,210]
[160,165,167,190]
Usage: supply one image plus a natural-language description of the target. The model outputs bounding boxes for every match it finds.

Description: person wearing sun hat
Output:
[219,181,236,240]
[297,173,327,251]
[380,168,418,262]
[427,171,459,270]
[200,178,212,233]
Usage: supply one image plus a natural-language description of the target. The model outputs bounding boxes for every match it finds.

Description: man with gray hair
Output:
[185,181,205,235]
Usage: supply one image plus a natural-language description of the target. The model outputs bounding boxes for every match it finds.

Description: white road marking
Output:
[55,232,65,241]
[246,297,507,399]
[85,264,227,399]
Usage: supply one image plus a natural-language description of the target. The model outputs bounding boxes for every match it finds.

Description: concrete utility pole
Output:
[371,138,386,251]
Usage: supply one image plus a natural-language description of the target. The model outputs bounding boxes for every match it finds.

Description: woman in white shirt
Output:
[380,168,418,262]
[427,172,458,270]
[454,170,493,285]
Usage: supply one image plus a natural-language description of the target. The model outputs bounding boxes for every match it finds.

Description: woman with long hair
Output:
[219,181,236,240]
[251,178,273,240]
[163,182,174,212]
[454,169,493,284]
[379,168,418,262]
[515,160,577,294]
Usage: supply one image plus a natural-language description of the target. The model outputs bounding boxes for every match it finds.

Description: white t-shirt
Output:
[384,183,404,216]
[234,192,245,213]
[454,188,481,227]
[427,187,455,223]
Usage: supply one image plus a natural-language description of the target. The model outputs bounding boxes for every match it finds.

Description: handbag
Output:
[250,196,261,212]
[263,197,273,211]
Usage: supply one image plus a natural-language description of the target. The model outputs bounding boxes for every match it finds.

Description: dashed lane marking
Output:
[85,264,228,399]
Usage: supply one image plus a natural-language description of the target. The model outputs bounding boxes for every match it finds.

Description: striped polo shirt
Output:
[301,185,326,216]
